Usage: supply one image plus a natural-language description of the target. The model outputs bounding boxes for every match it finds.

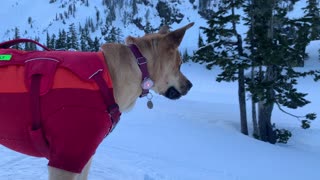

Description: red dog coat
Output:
[0,39,121,173]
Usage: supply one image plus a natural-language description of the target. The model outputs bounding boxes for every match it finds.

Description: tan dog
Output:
[8,22,194,180]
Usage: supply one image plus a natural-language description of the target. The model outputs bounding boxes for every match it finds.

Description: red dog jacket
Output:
[0,39,121,173]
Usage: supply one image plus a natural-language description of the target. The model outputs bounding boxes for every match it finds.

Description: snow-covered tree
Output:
[67,23,79,50]
[193,0,249,135]
[194,0,319,143]
[244,0,317,143]
[303,0,320,40]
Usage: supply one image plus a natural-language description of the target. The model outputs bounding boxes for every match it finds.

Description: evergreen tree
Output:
[50,34,56,49]
[244,0,317,143]
[303,0,320,40]
[144,10,154,33]
[28,17,33,28]
[102,25,123,43]
[156,1,184,25]
[80,25,94,51]
[106,4,116,24]
[93,37,100,52]
[56,29,67,49]
[96,8,101,25]
[46,32,51,49]
[13,27,21,49]
[182,49,190,63]
[194,0,319,143]
[144,21,153,33]
[193,0,249,135]
[67,23,79,50]
[132,0,138,17]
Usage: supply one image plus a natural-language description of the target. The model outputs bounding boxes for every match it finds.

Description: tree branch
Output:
[275,101,306,121]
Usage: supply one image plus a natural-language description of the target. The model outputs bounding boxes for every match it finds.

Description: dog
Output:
[0,22,194,180]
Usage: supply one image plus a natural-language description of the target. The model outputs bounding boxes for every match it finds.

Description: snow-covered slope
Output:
[0,0,207,52]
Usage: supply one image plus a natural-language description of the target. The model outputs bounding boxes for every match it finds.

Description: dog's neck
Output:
[127,44,154,97]
[101,43,152,112]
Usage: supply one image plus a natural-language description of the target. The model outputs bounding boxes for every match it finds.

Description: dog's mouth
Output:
[163,81,193,100]
[164,87,182,100]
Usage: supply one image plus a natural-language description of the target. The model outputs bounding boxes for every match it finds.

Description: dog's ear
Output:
[159,25,170,34]
[125,36,136,45]
[164,22,194,49]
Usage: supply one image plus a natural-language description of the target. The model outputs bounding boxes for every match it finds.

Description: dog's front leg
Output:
[48,166,79,180]
[77,157,93,180]
[48,157,93,180]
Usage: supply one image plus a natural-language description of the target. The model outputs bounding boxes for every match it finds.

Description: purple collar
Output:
[128,44,154,97]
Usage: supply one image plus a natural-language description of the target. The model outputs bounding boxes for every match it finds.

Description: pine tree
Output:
[56,29,67,49]
[303,0,320,40]
[194,0,319,143]
[244,0,317,143]
[132,0,138,17]
[144,21,153,33]
[144,10,154,33]
[13,27,21,49]
[80,27,88,51]
[67,23,79,50]
[96,8,101,25]
[193,0,249,135]
[80,24,98,52]
[182,49,190,63]
[93,37,100,52]
[106,4,116,24]
[28,17,33,28]
[46,32,51,49]
[102,25,123,43]
[50,34,56,49]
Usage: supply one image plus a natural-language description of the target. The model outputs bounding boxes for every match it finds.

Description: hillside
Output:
[0,0,213,52]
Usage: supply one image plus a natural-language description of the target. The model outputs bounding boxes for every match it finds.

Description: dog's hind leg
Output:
[48,166,79,180]
[48,157,92,180]
[77,157,93,180]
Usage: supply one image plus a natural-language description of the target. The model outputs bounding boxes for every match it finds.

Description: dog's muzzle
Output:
[164,80,192,100]
[165,87,181,100]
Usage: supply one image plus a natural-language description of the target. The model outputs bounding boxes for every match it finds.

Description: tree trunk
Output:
[238,67,248,135]
[258,101,276,143]
[252,100,259,137]
[251,66,259,137]
[231,0,248,135]
[258,66,277,144]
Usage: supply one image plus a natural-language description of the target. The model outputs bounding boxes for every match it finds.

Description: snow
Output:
[1,1,320,180]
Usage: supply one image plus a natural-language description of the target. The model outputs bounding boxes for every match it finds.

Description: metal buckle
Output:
[136,57,147,65]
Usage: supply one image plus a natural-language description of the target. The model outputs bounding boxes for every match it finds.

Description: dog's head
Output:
[126,23,194,100]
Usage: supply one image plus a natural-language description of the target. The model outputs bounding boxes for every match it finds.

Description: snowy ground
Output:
[1,41,320,180]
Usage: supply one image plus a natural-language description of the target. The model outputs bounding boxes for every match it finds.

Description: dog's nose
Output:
[165,87,181,100]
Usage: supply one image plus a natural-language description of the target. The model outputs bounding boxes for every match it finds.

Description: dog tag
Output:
[147,100,153,109]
